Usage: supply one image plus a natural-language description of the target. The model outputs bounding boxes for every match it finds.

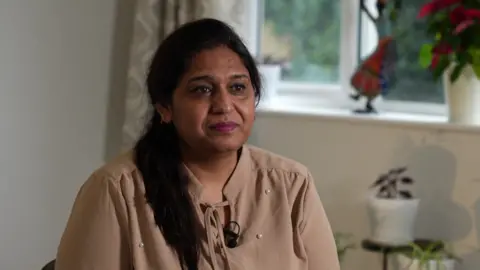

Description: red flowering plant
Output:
[417,0,480,83]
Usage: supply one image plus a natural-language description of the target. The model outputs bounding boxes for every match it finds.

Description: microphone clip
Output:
[223,221,240,248]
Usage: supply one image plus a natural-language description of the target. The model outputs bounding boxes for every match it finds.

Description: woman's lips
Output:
[209,121,239,133]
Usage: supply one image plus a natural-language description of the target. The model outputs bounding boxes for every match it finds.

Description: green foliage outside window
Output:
[262,0,444,103]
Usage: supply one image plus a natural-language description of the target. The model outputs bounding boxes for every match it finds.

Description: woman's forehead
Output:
[186,46,247,74]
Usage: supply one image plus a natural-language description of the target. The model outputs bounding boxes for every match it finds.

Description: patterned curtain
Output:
[122,0,255,149]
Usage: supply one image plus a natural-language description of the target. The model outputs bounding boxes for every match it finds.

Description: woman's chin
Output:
[207,138,245,153]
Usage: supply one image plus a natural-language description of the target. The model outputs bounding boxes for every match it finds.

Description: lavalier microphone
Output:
[223,221,240,248]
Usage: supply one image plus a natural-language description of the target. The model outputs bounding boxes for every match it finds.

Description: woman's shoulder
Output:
[245,145,317,211]
[245,144,311,180]
[75,150,140,203]
[87,150,139,186]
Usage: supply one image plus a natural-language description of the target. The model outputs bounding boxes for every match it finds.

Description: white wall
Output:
[251,112,480,270]
[0,0,122,269]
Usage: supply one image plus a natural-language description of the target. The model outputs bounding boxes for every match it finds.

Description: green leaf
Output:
[419,44,433,68]
[450,62,466,83]
[469,48,480,79]
[472,64,480,79]
[456,51,472,67]
[469,48,480,62]
[470,26,480,47]
[433,56,450,80]
[389,10,398,21]
[444,34,462,51]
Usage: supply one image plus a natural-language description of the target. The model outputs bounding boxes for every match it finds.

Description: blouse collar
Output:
[183,145,253,202]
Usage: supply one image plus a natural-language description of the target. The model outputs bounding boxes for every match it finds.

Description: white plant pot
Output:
[397,254,455,270]
[367,197,420,245]
[443,65,480,125]
[258,64,281,107]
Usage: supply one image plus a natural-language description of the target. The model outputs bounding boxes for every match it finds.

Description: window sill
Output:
[256,102,480,134]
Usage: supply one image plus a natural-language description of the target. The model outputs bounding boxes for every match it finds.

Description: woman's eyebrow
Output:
[187,75,213,83]
[229,74,249,80]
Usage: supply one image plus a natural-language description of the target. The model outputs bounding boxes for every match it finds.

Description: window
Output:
[261,1,341,84]
[360,0,444,104]
[259,0,446,114]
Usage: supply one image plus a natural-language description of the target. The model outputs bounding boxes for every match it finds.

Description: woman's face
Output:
[157,46,256,154]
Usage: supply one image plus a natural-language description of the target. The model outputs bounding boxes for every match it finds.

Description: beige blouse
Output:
[55,145,340,270]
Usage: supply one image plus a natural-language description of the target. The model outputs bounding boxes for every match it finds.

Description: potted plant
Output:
[397,241,459,270]
[417,0,480,124]
[367,167,420,245]
[257,55,286,107]
[334,232,356,264]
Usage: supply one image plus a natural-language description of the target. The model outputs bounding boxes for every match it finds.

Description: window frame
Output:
[255,0,447,116]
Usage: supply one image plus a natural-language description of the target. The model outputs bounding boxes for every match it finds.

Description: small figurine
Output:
[350,0,400,113]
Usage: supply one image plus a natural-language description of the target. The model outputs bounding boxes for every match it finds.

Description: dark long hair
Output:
[134,18,262,270]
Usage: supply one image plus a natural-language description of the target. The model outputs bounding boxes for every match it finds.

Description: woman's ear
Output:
[155,104,172,123]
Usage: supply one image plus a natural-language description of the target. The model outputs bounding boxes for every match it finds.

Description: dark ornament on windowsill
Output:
[350,94,377,114]
[350,0,402,114]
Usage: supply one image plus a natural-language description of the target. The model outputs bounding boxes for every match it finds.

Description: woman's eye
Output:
[231,83,246,92]
[192,86,212,94]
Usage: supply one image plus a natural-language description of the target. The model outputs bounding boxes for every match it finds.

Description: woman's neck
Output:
[182,148,240,190]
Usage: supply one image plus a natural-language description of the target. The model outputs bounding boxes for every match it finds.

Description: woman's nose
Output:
[210,88,233,114]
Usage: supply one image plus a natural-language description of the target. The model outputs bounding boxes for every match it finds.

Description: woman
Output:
[55,18,339,270]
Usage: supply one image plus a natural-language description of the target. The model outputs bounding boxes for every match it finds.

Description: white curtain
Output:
[122,0,257,149]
